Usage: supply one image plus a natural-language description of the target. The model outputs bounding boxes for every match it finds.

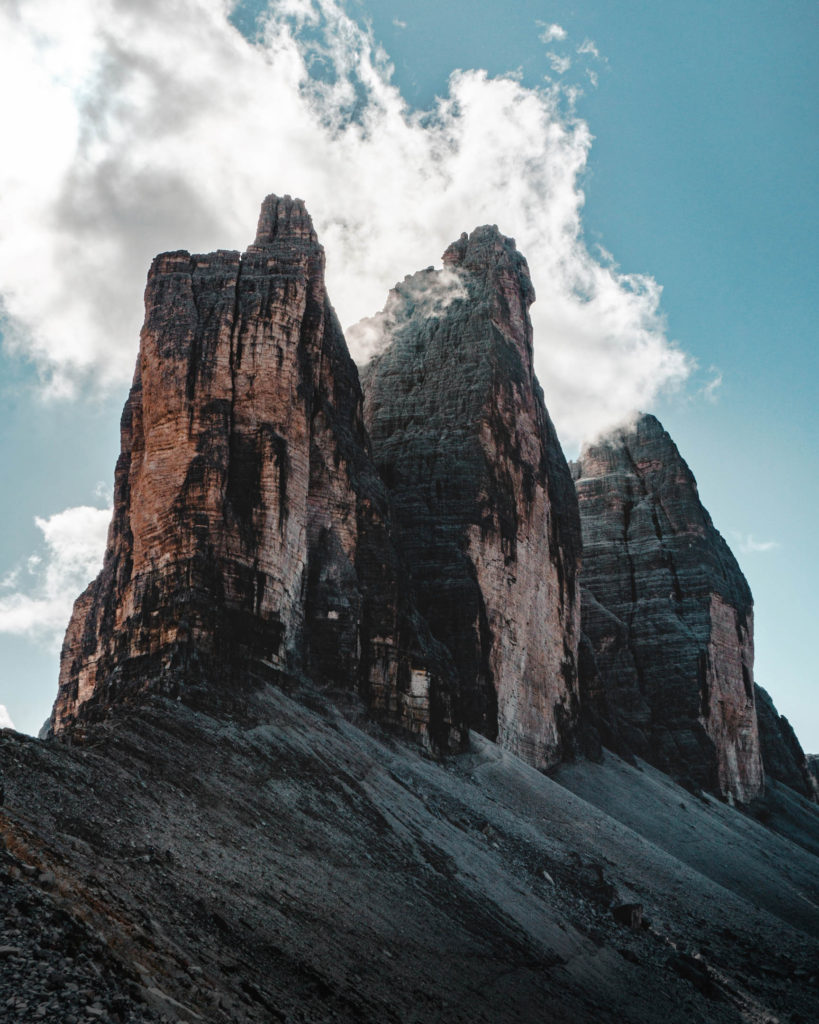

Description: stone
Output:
[755,684,818,800]
[572,414,763,802]
[49,195,459,751]
[611,903,643,929]
[361,226,581,770]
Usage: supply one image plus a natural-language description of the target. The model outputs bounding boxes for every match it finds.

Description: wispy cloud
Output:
[538,22,567,44]
[702,368,723,403]
[731,532,781,555]
[546,52,572,75]
[0,705,15,730]
[0,504,111,644]
[577,39,600,60]
[392,18,406,30]
[0,0,690,446]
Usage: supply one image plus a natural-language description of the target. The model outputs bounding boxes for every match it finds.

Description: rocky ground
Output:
[1,683,818,1023]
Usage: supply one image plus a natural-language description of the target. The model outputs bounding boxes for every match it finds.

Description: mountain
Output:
[571,414,763,803]
[2,197,817,1023]
[361,227,581,770]
[50,196,460,752]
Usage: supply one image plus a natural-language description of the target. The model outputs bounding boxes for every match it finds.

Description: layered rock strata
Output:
[51,196,459,750]
[361,227,582,769]
[572,414,763,802]
[755,684,818,800]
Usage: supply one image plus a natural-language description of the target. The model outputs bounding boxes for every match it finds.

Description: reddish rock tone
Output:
[755,684,818,800]
[572,414,763,802]
[51,196,459,749]
[361,227,581,770]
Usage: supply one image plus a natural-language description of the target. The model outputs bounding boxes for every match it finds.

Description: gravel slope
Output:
[1,685,817,1023]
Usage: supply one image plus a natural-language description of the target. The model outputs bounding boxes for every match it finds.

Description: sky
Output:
[0,0,816,750]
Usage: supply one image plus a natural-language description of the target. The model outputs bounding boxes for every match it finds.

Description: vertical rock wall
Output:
[51,196,459,750]
[573,414,763,802]
[361,227,581,770]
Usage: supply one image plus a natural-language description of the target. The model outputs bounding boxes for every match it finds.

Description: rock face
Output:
[360,227,582,770]
[572,414,763,802]
[755,684,818,800]
[51,196,459,750]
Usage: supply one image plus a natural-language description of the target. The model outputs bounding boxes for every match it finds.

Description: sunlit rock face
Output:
[51,196,460,750]
[755,684,818,800]
[361,227,582,770]
[572,414,763,802]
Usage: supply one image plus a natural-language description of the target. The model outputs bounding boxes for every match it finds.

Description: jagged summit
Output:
[362,227,581,770]
[573,411,763,802]
[251,193,318,248]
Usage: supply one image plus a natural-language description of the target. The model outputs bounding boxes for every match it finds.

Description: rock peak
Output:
[252,193,318,248]
[362,226,580,770]
[574,413,762,802]
[50,194,460,751]
[442,225,535,304]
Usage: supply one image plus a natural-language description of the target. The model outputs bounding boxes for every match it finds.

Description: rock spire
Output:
[572,413,763,802]
[51,195,460,750]
[361,226,582,769]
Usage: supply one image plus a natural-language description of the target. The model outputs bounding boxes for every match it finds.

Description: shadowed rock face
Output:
[361,227,582,770]
[51,195,460,750]
[572,414,763,802]
[755,684,818,800]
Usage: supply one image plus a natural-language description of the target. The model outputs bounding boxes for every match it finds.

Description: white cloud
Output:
[546,52,572,75]
[538,23,567,44]
[577,39,600,60]
[0,0,691,447]
[0,705,15,730]
[347,267,469,362]
[732,533,781,555]
[0,505,111,644]
[702,368,723,403]
[392,18,407,30]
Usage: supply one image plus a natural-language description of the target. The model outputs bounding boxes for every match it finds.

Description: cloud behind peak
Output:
[0,0,691,446]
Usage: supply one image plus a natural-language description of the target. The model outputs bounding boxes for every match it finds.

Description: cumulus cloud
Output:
[0,0,691,445]
[732,534,781,555]
[0,705,15,730]
[538,23,567,44]
[0,505,111,644]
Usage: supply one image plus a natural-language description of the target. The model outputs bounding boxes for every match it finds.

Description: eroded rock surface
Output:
[572,414,763,802]
[361,227,581,769]
[755,684,818,800]
[51,196,459,750]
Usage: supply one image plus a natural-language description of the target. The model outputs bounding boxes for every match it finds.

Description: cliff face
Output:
[361,227,582,770]
[755,684,818,800]
[51,196,459,750]
[572,414,763,802]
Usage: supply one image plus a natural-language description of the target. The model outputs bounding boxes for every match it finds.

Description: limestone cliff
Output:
[572,414,763,802]
[51,196,459,750]
[755,684,818,800]
[361,227,581,770]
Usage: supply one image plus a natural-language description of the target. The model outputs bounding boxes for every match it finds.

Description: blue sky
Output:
[0,0,816,749]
